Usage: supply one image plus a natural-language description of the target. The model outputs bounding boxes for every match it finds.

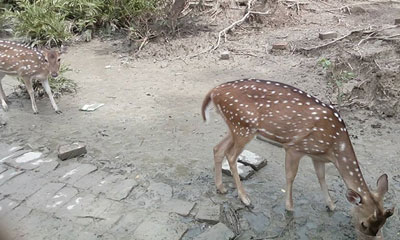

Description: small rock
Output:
[58,142,87,161]
[222,160,255,180]
[238,150,267,170]
[196,205,220,224]
[272,42,288,50]
[395,18,400,25]
[196,222,235,240]
[220,51,230,60]
[319,31,338,40]
[105,65,112,69]
[371,122,382,129]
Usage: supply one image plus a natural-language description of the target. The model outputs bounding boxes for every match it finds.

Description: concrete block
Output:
[319,32,338,40]
[161,199,196,216]
[222,160,255,180]
[196,205,220,224]
[272,42,288,50]
[238,150,267,170]
[58,142,87,160]
[196,222,235,240]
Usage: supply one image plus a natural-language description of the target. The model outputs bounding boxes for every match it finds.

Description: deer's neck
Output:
[334,134,371,198]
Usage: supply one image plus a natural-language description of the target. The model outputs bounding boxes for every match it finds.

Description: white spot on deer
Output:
[339,142,346,151]
[349,171,354,176]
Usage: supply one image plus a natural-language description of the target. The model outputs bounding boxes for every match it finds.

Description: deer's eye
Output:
[57,58,61,62]
[44,58,49,63]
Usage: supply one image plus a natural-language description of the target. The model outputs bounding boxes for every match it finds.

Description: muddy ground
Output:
[0,0,400,239]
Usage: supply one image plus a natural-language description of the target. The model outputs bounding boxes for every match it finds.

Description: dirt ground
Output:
[1,0,400,239]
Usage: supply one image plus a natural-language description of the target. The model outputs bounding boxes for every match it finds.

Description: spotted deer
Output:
[201,79,394,238]
[0,40,64,114]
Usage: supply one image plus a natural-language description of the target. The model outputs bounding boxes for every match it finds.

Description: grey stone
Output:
[5,205,32,223]
[220,51,230,60]
[20,158,56,171]
[104,179,138,201]
[90,174,123,194]
[272,42,288,50]
[0,150,29,164]
[133,212,187,240]
[196,222,235,240]
[55,193,97,220]
[0,172,48,201]
[196,204,220,224]
[0,143,23,159]
[56,163,98,184]
[161,199,196,216]
[0,169,24,186]
[109,209,148,237]
[146,182,173,203]
[4,152,42,168]
[395,18,400,25]
[222,160,255,180]
[318,31,338,40]
[73,171,107,190]
[0,198,20,214]
[26,182,66,210]
[32,160,59,176]
[58,142,87,160]
[43,187,79,213]
[238,150,268,170]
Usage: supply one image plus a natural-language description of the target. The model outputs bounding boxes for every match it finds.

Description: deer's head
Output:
[346,174,394,237]
[42,46,66,78]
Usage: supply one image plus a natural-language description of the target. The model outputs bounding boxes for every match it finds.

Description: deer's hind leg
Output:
[213,134,233,194]
[312,159,335,211]
[0,73,8,111]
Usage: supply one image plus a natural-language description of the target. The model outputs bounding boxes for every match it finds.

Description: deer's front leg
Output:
[284,149,303,211]
[41,78,61,114]
[312,159,335,211]
[23,77,38,114]
[0,73,8,111]
[213,134,233,194]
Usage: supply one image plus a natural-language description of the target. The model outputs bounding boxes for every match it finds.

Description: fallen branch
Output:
[212,0,271,51]
[295,28,368,53]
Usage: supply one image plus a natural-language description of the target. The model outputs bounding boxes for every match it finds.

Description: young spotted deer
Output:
[0,40,63,114]
[202,79,394,238]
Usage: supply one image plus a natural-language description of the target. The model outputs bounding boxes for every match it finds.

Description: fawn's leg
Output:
[284,148,304,211]
[23,77,38,114]
[226,135,254,206]
[312,159,335,211]
[0,73,8,111]
[41,78,61,113]
[213,134,233,194]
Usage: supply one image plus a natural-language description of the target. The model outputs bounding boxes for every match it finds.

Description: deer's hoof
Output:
[326,203,336,212]
[217,186,228,195]
[33,111,39,115]
[1,102,8,112]
[55,110,62,114]
[241,195,252,207]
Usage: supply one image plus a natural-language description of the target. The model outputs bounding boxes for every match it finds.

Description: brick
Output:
[160,199,196,216]
[272,42,288,50]
[58,142,87,160]
[0,169,24,186]
[319,31,338,40]
[395,18,400,25]
[196,223,235,240]
[220,51,230,60]
[196,205,220,224]
[222,160,255,180]
[237,150,268,170]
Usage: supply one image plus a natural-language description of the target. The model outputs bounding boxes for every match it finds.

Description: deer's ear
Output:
[346,189,362,205]
[376,174,388,197]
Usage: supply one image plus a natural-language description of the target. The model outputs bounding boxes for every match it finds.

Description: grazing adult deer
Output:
[0,40,63,114]
[202,79,394,238]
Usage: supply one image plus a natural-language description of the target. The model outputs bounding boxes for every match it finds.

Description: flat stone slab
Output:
[44,187,79,212]
[196,205,220,224]
[0,198,20,215]
[104,179,138,201]
[161,199,196,216]
[58,142,87,161]
[222,160,255,180]
[19,158,56,171]
[0,165,7,174]
[4,152,42,168]
[56,163,98,184]
[26,182,66,210]
[0,150,29,164]
[196,222,235,240]
[55,193,97,219]
[133,212,187,240]
[73,171,107,190]
[237,150,268,170]
[0,143,23,159]
[109,209,148,237]
[0,172,48,201]
[0,169,24,186]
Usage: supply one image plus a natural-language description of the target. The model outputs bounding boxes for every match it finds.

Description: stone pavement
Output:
[0,142,235,240]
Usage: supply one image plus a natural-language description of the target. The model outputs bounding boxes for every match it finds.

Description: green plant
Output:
[48,65,77,97]
[4,0,71,46]
[318,58,355,105]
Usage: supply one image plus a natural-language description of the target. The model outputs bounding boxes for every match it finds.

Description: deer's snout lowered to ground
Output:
[202,78,394,238]
[0,40,64,114]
